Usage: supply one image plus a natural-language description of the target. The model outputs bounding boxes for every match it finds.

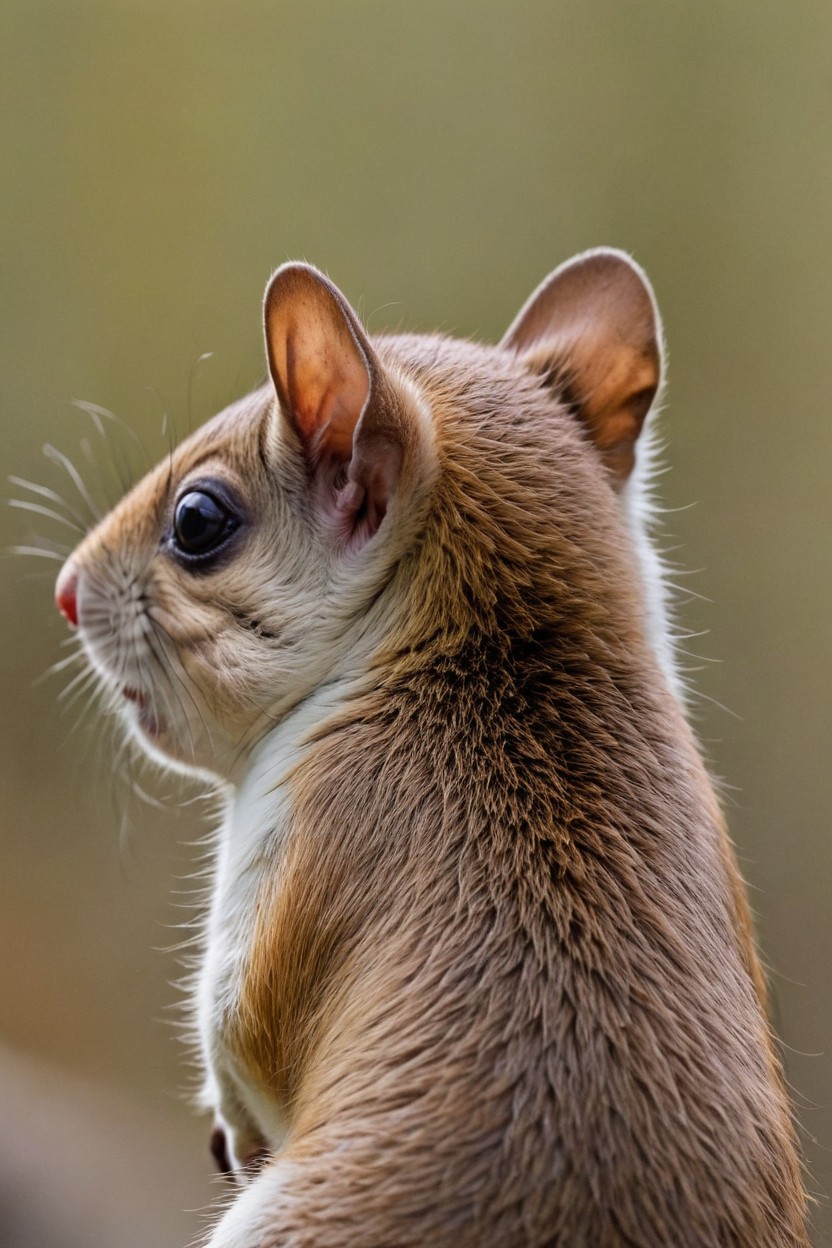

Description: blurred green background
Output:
[1,1,830,1244]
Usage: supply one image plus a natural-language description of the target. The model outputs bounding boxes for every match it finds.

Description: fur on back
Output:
[55,258,809,1247]
[232,335,806,1246]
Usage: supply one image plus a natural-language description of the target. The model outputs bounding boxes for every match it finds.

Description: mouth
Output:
[121,685,164,737]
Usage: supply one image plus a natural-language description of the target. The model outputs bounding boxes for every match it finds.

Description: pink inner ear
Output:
[267,272,372,462]
[264,263,403,549]
[315,389,366,463]
[319,431,402,553]
[501,250,662,482]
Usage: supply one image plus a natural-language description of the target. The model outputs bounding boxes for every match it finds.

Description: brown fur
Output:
[232,333,807,1245]
[56,257,809,1246]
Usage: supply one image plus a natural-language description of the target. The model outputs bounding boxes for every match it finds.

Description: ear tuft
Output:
[502,248,663,481]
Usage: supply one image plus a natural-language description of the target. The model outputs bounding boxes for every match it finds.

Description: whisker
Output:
[59,670,106,724]
[19,569,62,583]
[131,776,170,811]
[8,498,86,533]
[117,736,150,842]
[145,622,210,757]
[6,545,65,562]
[58,662,101,706]
[136,638,182,739]
[73,398,152,465]
[62,683,104,756]
[8,475,89,531]
[188,351,214,435]
[34,648,85,686]
[79,420,132,502]
[43,442,102,523]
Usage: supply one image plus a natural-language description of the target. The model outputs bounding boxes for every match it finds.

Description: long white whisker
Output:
[58,662,101,705]
[8,475,90,531]
[73,397,151,463]
[63,675,107,749]
[60,671,106,725]
[7,545,66,561]
[43,442,102,523]
[34,648,85,685]
[8,498,86,533]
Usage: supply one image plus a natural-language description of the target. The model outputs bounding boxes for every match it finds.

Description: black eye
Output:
[173,491,234,556]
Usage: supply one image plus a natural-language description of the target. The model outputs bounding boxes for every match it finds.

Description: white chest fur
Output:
[196,736,289,1162]
[195,679,355,1167]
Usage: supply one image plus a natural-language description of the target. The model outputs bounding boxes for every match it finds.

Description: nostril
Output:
[55,569,79,628]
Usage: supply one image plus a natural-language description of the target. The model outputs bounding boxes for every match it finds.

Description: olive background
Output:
[1,2,830,1244]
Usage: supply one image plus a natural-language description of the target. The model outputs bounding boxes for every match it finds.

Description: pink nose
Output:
[55,568,79,628]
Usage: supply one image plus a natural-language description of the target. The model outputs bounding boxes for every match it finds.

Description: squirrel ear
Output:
[502,248,663,481]
[265,263,373,463]
[264,264,402,544]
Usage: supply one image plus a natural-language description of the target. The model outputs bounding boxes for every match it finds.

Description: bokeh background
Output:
[2,2,830,1244]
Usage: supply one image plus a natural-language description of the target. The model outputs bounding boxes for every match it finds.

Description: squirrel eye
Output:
[173,491,233,556]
